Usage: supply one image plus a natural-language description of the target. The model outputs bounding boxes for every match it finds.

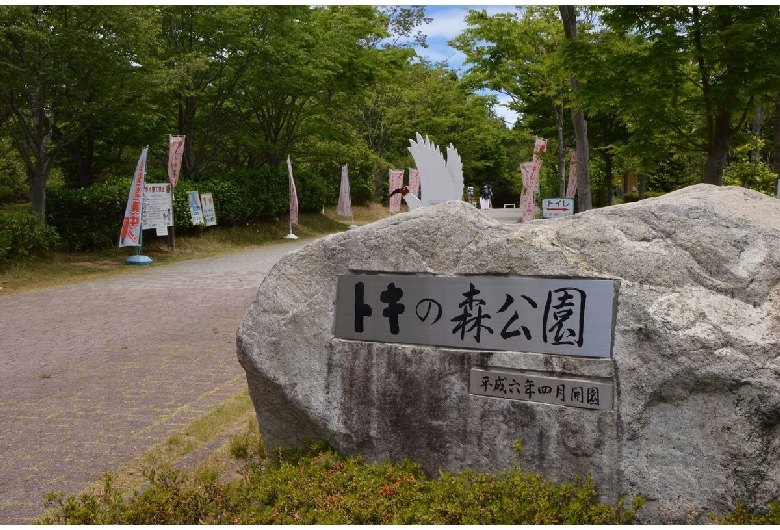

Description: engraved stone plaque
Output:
[469,368,613,410]
[335,274,617,358]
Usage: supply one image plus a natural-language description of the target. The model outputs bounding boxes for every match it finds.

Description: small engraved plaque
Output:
[469,368,613,410]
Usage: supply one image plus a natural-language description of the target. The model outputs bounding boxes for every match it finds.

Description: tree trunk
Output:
[751,98,764,163]
[559,5,592,211]
[703,110,731,185]
[554,99,566,197]
[30,170,46,224]
[638,173,646,200]
[604,152,613,206]
[773,92,780,175]
[63,126,95,188]
[179,95,199,181]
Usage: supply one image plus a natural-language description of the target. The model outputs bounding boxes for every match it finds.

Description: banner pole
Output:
[168,134,176,251]
[126,145,153,265]
[168,190,176,251]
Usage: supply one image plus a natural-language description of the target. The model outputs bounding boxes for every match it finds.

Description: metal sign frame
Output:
[335,274,618,358]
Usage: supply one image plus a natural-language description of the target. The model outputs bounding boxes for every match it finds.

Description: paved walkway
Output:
[0,206,517,524]
[0,238,312,524]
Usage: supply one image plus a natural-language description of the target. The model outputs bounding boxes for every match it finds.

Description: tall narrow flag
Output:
[119,147,148,247]
[408,168,420,198]
[519,137,547,223]
[389,169,404,212]
[337,164,352,217]
[565,152,578,199]
[287,155,299,225]
[168,135,185,189]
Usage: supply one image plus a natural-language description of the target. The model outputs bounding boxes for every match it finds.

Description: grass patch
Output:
[0,205,389,296]
[42,388,257,512]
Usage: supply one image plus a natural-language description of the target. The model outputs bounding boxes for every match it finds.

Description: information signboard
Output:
[142,183,173,231]
[542,198,575,218]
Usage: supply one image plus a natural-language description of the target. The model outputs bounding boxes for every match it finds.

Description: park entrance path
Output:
[0,238,312,524]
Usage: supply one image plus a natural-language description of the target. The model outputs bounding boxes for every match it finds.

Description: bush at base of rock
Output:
[38,439,644,525]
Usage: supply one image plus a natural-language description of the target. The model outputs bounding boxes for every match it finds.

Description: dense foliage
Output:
[2,6,780,241]
[40,439,644,525]
[0,211,60,261]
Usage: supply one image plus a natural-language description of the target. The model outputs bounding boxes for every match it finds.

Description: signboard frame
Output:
[542,197,575,218]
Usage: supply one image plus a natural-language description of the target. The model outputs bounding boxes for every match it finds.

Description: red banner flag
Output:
[337,164,352,217]
[565,152,578,199]
[520,189,535,223]
[287,155,298,225]
[408,168,420,198]
[389,169,404,212]
[119,147,148,247]
[168,135,185,189]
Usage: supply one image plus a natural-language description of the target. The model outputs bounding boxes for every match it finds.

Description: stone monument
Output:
[237,184,780,523]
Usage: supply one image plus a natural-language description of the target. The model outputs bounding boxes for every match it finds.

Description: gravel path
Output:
[0,238,313,524]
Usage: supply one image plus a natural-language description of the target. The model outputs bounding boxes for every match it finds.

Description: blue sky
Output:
[411,5,520,127]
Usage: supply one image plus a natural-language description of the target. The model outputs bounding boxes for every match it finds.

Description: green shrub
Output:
[46,178,132,251]
[293,169,328,214]
[715,501,780,524]
[350,176,374,206]
[44,162,345,250]
[0,211,61,262]
[0,185,17,205]
[40,439,643,525]
[722,139,778,195]
[621,191,665,203]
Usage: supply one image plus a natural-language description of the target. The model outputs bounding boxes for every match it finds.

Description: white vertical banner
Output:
[408,168,420,198]
[389,169,404,212]
[187,191,204,225]
[566,151,578,199]
[168,135,185,189]
[287,155,299,225]
[201,193,217,226]
[521,162,534,189]
[533,137,547,155]
[119,147,148,247]
[520,189,535,223]
[337,164,352,217]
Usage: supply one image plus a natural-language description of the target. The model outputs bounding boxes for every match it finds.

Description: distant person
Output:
[467,186,474,206]
[480,184,492,209]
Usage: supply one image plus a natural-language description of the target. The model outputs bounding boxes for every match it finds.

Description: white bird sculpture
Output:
[407,132,464,207]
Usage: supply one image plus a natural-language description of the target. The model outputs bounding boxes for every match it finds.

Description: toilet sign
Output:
[542,198,574,218]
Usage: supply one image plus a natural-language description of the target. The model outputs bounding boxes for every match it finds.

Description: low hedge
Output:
[621,191,665,203]
[46,167,328,251]
[0,211,60,262]
[40,439,645,525]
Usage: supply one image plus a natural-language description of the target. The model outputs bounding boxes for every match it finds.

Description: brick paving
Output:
[0,239,312,524]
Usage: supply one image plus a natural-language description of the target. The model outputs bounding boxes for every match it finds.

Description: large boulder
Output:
[236,184,780,523]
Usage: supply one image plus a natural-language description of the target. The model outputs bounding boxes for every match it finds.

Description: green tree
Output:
[452,7,572,197]
[0,6,160,223]
[232,6,386,170]
[559,5,592,211]
[158,6,262,180]
[602,6,780,185]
